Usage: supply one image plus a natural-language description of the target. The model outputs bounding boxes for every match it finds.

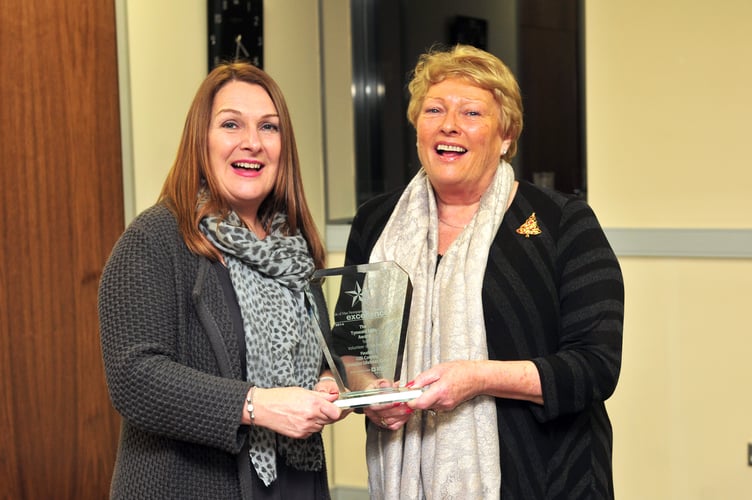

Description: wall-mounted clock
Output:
[208,0,263,71]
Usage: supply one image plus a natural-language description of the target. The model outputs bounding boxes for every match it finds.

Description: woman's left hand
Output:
[314,376,353,420]
[407,359,543,411]
[313,376,340,396]
[406,360,483,413]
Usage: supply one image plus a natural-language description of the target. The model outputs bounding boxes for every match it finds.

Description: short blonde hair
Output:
[406,44,523,160]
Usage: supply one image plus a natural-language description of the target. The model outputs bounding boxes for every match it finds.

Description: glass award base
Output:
[334,387,424,409]
[306,261,416,409]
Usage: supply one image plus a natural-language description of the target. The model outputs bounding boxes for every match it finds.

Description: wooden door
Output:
[0,0,123,497]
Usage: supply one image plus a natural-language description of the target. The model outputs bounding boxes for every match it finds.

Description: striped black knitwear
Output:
[344,180,624,499]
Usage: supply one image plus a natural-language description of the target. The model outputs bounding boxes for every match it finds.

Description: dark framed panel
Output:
[208,0,263,71]
[450,16,488,50]
[350,0,586,204]
[350,0,409,208]
[517,0,585,197]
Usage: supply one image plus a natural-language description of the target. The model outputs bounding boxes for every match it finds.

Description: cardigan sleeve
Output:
[529,197,624,422]
[98,209,250,454]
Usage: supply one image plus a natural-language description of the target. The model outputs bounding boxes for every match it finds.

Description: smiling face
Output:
[207,80,281,222]
[416,77,511,203]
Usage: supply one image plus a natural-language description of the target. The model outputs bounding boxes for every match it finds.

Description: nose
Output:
[440,112,457,134]
[241,128,262,151]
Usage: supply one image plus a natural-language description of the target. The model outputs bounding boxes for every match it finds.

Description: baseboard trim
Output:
[330,485,369,500]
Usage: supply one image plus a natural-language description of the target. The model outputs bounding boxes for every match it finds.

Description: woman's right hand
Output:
[246,386,343,439]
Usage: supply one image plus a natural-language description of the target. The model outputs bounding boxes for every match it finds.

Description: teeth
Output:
[436,144,466,153]
[232,162,261,170]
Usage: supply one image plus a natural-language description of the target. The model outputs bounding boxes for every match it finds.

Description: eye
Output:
[220,120,239,129]
[260,122,280,132]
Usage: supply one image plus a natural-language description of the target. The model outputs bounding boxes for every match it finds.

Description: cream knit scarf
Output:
[367,162,514,499]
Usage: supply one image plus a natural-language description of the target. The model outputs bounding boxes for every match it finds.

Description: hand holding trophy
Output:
[306,261,423,408]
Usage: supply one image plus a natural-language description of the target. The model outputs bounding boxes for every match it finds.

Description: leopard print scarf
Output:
[200,210,324,486]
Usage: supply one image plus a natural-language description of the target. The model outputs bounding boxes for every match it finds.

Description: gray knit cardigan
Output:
[98,204,324,499]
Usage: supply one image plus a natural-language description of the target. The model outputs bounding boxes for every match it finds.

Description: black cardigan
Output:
[344,180,624,499]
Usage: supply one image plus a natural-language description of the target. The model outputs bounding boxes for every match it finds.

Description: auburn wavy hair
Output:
[158,62,325,268]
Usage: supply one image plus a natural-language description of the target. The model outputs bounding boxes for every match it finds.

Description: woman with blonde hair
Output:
[343,44,624,499]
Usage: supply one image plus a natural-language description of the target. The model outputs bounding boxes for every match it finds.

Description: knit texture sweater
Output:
[98,204,329,499]
[344,180,624,499]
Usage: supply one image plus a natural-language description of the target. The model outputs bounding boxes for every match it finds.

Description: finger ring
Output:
[380,417,388,428]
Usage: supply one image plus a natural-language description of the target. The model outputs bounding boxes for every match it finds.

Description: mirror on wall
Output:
[346,0,585,218]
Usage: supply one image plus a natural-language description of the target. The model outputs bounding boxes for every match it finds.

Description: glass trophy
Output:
[306,261,423,408]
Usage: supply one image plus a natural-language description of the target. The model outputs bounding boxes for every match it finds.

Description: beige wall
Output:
[118,0,326,227]
[587,2,752,498]
[321,0,357,223]
[587,2,752,228]
[118,0,206,218]
[118,1,752,497]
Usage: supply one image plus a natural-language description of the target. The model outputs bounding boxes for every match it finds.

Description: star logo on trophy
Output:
[345,281,364,306]
[307,261,420,409]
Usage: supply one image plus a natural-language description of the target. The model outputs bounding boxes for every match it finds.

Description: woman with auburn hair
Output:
[99,62,345,499]
[160,62,325,267]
